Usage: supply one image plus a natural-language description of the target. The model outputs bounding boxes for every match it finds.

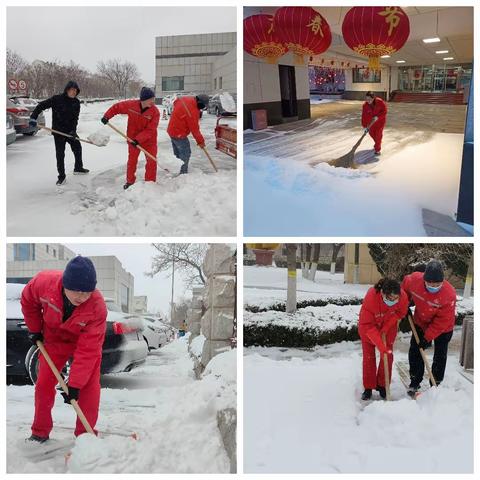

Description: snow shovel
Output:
[200,146,218,172]
[381,332,392,401]
[106,122,170,174]
[328,117,377,169]
[36,340,95,435]
[407,313,437,388]
[37,125,105,146]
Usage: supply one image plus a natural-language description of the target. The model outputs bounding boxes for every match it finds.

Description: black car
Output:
[6,283,148,384]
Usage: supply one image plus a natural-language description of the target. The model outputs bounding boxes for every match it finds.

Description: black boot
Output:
[73,167,90,175]
[376,385,386,399]
[407,382,420,398]
[123,182,133,190]
[56,175,66,186]
[26,434,49,444]
[361,389,372,401]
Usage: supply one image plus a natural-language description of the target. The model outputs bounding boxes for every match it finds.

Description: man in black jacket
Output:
[30,80,89,185]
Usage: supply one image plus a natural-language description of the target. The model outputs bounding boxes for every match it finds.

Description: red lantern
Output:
[244,14,286,63]
[342,7,410,70]
[274,7,332,64]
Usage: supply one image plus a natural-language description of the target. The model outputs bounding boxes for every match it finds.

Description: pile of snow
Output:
[190,334,206,358]
[244,337,473,473]
[219,93,236,113]
[86,130,110,147]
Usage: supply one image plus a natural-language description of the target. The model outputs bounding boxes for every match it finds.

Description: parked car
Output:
[207,92,237,116]
[142,316,171,350]
[6,284,148,384]
[6,98,45,136]
[6,113,16,145]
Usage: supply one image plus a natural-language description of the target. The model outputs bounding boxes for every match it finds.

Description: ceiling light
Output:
[380,55,391,58]
[435,50,449,54]
[396,60,406,63]
[443,57,454,60]
[423,37,441,43]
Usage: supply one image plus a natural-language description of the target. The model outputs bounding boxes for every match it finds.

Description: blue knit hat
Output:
[63,256,97,292]
[140,87,155,101]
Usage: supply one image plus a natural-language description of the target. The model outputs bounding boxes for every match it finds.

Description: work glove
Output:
[101,116,109,125]
[69,130,79,140]
[28,332,43,346]
[61,386,80,404]
[130,139,140,148]
[419,338,432,350]
[29,118,37,127]
[373,115,378,122]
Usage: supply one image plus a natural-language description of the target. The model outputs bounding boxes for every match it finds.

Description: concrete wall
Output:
[244,51,310,129]
[343,244,382,285]
[212,48,236,93]
[155,32,236,98]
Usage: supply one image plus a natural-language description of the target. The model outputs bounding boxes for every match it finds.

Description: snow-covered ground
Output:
[7,337,236,473]
[244,108,464,236]
[7,101,236,236]
[244,333,473,473]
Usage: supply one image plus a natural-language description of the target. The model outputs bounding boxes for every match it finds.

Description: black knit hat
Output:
[424,260,444,283]
[63,256,97,292]
[140,87,155,101]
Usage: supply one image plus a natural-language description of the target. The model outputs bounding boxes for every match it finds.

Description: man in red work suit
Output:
[401,260,457,396]
[21,256,107,443]
[101,87,159,190]
[361,91,388,155]
[167,94,209,175]
[358,278,408,400]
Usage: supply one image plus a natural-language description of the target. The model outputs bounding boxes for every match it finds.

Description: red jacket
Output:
[21,271,107,389]
[358,287,408,353]
[104,100,159,145]
[362,97,387,128]
[401,272,456,341]
[167,96,205,146]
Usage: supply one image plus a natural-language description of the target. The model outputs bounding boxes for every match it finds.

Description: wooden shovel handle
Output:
[201,146,218,172]
[407,313,437,387]
[36,341,95,435]
[381,332,391,401]
[38,125,96,145]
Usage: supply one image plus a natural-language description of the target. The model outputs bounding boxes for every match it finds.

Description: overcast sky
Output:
[64,243,192,316]
[7,6,236,83]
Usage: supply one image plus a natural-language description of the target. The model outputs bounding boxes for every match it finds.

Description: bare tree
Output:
[6,48,27,78]
[330,243,344,274]
[148,244,208,288]
[97,59,140,98]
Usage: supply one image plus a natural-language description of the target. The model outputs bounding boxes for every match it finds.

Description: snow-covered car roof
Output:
[6,283,25,319]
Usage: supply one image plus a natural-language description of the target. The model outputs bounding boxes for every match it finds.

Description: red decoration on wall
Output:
[244,14,287,63]
[342,7,410,70]
[274,7,332,64]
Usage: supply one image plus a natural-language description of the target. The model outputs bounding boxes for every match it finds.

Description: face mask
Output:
[382,295,398,307]
[425,283,442,293]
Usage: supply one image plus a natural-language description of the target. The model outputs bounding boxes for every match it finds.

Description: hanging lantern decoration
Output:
[243,14,287,64]
[274,7,332,65]
[342,6,410,70]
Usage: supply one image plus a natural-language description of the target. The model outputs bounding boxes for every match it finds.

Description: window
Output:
[162,76,184,91]
[219,76,223,89]
[120,284,130,313]
[352,68,381,83]
[53,249,56,258]
[14,244,35,261]
[214,78,217,90]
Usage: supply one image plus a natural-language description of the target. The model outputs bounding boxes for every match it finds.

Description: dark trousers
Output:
[54,134,83,177]
[408,327,453,387]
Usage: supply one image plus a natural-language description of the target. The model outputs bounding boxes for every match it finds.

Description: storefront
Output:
[397,64,472,93]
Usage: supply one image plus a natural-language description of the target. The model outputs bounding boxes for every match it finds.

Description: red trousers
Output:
[32,343,101,438]
[368,120,385,153]
[361,328,396,389]
[127,142,157,184]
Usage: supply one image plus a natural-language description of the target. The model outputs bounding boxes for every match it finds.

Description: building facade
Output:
[155,32,236,99]
[7,244,135,313]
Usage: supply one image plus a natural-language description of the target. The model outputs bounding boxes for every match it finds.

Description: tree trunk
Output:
[330,243,343,275]
[303,244,312,279]
[286,244,297,314]
[353,243,360,284]
[300,244,306,278]
[308,244,321,281]
[463,253,473,299]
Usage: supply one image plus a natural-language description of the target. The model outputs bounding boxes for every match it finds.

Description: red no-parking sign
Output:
[8,79,18,92]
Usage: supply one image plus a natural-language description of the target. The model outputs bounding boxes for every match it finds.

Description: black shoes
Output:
[376,386,386,399]
[27,434,49,444]
[123,183,133,190]
[407,383,420,398]
[56,175,66,186]
[361,389,372,400]
[73,167,90,175]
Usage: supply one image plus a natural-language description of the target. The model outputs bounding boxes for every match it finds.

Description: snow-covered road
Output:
[7,101,236,236]
[244,101,464,236]
[244,333,473,473]
[7,337,236,473]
